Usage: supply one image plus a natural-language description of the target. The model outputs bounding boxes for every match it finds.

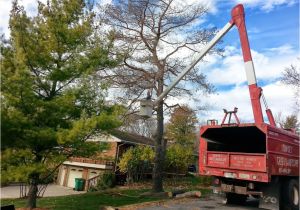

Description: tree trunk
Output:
[152,78,165,192]
[27,176,39,209]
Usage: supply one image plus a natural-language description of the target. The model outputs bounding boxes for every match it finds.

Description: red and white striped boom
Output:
[230,4,276,126]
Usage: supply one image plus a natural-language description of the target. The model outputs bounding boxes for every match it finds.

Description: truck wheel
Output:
[282,179,299,210]
[225,193,247,205]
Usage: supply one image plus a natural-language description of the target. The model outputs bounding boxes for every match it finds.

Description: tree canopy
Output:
[166,106,198,147]
[1,0,121,208]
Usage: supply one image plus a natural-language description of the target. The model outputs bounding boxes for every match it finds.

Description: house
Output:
[56,130,154,190]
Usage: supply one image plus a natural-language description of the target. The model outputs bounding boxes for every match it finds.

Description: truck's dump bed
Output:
[203,125,266,153]
[206,151,266,172]
[199,124,299,182]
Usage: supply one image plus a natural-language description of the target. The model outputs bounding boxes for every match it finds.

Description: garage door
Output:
[88,170,100,180]
[67,168,83,188]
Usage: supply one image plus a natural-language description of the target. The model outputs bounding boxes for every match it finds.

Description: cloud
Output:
[235,0,296,12]
[203,43,298,121]
[0,0,47,38]
[0,0,13,37]
[266,44,295,55]
[205,44,297,85]
[196,81,297,123]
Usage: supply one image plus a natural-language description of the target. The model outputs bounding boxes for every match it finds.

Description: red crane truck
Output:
[199,4,299,210]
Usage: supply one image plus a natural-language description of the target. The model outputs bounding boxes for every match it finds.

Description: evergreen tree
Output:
[1,0,121,208]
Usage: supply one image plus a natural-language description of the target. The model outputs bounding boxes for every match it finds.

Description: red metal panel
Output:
[266,125,299,176]
[207,152,229,168]
[267,138,299,157]
[199,126,210,174]
[229,154,266,172]
[268,154,299,176]
[206,151,266,172]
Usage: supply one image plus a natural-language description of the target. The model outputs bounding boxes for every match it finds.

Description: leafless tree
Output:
[121,114,156,138]
[282,63,300,89]
[281,59,300,113]
[100,0,221,192]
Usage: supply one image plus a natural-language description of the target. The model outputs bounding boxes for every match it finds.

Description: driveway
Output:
[0,184,86,199]
[136,195,261,210]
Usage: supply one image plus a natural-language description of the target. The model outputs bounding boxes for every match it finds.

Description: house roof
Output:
[86,129,155,146]
[110,129,155,146]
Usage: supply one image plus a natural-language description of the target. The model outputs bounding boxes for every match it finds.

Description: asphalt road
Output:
[139,194,262,210]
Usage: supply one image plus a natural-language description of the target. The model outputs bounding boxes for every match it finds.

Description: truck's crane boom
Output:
[230,5,276,126]
[140,4,276,126]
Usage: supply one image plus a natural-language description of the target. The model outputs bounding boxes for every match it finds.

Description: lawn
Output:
[1,176,212,210]
[1,189,162,210]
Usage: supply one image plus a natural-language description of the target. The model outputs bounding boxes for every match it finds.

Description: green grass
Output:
[1,176,212,210]
[163,175,212,190]
[1,189,166,210]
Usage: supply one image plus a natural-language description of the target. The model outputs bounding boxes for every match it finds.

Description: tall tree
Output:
[101,0,219,192]
[165,105,198,147]
[1,0,120,208]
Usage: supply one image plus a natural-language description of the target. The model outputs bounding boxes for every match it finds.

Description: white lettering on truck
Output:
[276,157,298,167]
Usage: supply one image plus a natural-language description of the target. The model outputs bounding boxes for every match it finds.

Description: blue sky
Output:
[204,1,299,88]
[1,0,299,124]
[211,1,299,52]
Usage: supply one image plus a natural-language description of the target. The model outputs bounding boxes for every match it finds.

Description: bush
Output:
[96,172,116,190]
[165,144,194,174]
[118,146,154,183]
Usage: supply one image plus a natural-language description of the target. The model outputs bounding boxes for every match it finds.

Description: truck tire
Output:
[282,179,299,210]
[225,193,247,205]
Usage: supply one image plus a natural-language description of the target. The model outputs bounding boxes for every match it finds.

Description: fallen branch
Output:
[175,191,201,198]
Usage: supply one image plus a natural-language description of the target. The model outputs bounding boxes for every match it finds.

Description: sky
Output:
[166,0,300,124]
[1,0,299,125]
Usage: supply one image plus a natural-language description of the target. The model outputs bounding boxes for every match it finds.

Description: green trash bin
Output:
[74,178,85,191]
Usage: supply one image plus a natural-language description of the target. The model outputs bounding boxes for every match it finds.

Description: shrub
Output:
[165,144,194,174]
[118,146,154,183]
[96,172,116,190]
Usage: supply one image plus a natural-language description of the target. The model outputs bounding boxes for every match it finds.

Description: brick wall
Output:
[93,142,118,160]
